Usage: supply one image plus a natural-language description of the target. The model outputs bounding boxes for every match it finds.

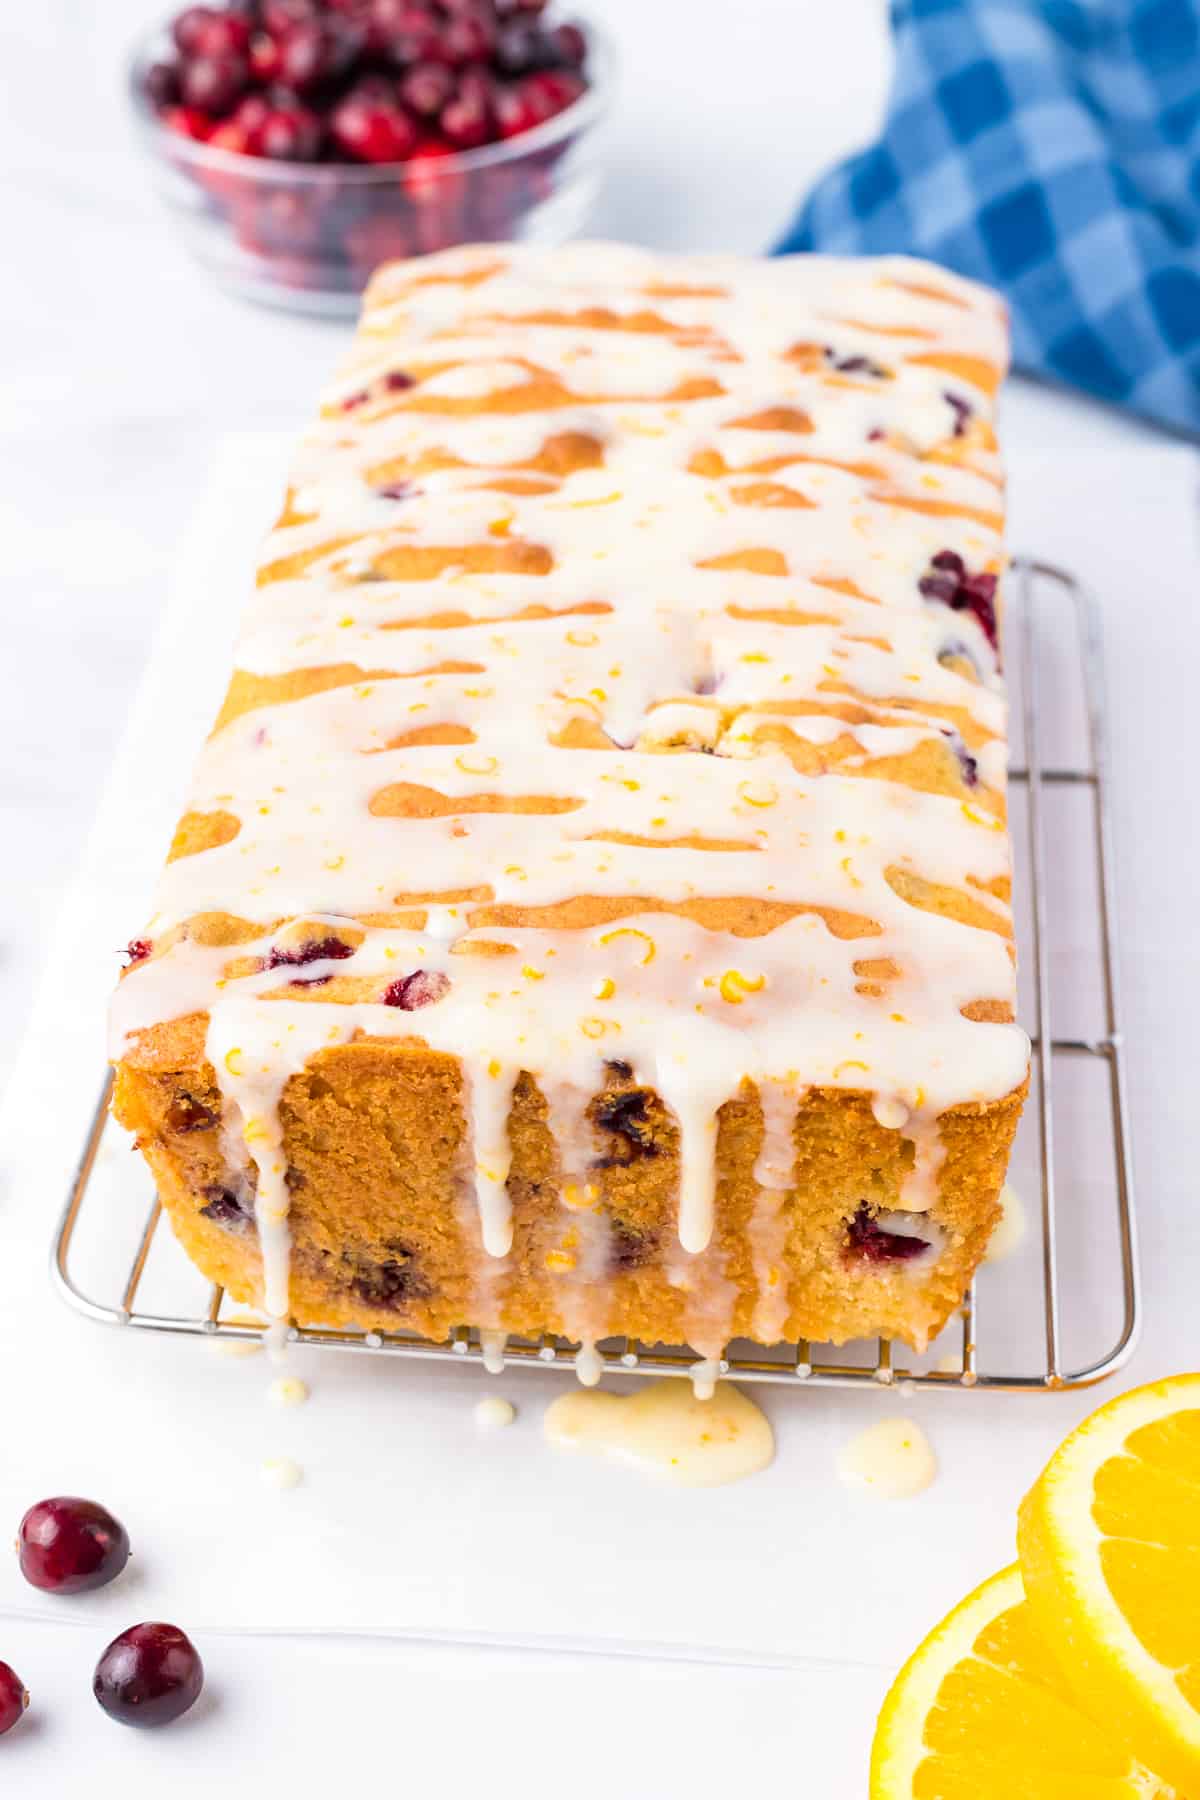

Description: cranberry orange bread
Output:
[110,244,1029,1358]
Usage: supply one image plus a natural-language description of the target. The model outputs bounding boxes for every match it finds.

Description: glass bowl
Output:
[127,15,614,317]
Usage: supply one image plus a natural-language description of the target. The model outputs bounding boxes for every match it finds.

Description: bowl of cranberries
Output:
[131,0,612,314]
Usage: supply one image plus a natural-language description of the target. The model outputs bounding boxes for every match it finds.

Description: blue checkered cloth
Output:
[776,0,1200,436]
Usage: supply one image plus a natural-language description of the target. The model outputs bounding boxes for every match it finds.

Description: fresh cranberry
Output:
[845,1204,929,1264]
[189,11,253,56]
[124,938,153,966]
[180,52,249,114]
[18,1497,131,1595]
[382,969,450,1008]
[443,12,495,65]
[161,104,214,140]
[93,1624,204,1730]
[259,103,323,159]
[460,63,496,109]
[369,0,439,59]
[330,91,418,161]
[384,369,414,389]
[249,29,284,80]
[400,59,455,116]
[172,5,221,54]
[494,21,544,73]
[404,132,458,200]
[277,18,362,90]
[262,0,320,32]
[440,90,489,147]
[495,0,548,13]
[144,60,182,108]
[0,1665,28,1738]
[494,81,539,137]
[208,118,252,152]
[267,935,354,970]
[550,23,587,66]
[234,90,272,141]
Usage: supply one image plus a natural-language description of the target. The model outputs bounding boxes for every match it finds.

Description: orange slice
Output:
[870,1563,1176,1797]
[1018,1373,1200,1794]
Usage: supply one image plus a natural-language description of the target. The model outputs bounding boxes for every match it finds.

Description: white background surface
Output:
[0,3,1193,1796]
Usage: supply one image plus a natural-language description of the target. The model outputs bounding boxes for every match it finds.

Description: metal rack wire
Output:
[51,562,1140,1392]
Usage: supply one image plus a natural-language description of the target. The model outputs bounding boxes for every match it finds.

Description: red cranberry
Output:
[180,52,249,114]
[277,18,362,90]
[249,29,284,80]
[172,5,221,54]
[190,11,253,56]
[144,60,182,108]
[18,1497,131,1595]
[331,91,417,161]
[369,0,439,58]
[501,70,581,135]
[845,1204,929,1264]
[442,13,495,64]
[550,23,587,66]
[235,90,272,141]
[262,0,320,32]
[494,81,539,138]
[494,21,544,74]
[440,90,489,147]
[404,132,458,199]
[124,937,153,965]
[382,969,449,1008]
[0,1665,28,1738]
[259,104,323,159]
[207,118,249,152]
[400,59,455,116]
[161,104,214,140]
[93,1624,204,1730]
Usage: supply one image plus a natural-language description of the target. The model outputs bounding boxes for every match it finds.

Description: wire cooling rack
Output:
[52,562,1140,1393]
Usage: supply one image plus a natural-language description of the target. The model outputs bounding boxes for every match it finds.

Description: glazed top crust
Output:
[112,242,1030,1315]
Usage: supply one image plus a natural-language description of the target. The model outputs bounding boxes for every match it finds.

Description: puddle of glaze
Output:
[544,1378,774,1487]
[836,1417,936,1499]
[984,1182,1026,1263]
[260,1456,304,1490]
[475,1396,516,1428]
[268,1376,309,1407]
[206,1336,262,1358]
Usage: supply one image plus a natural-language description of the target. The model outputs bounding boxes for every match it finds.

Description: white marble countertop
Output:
[0,5,1182,1794]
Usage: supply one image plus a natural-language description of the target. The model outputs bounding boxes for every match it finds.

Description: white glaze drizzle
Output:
[544,1377,774,1486]
[111,244,1029,1339]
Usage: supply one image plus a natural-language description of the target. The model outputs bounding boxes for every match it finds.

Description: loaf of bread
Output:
[110,243,1029,1359]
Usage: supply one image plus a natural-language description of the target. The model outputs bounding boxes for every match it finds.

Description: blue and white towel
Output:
[777,0,1200,435]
